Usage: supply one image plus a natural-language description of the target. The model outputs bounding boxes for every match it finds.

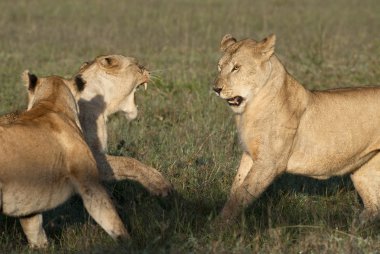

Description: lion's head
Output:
[22,70,85,111]
[77,54,149,120]
[213,34,276,114]
[21,71,85,130]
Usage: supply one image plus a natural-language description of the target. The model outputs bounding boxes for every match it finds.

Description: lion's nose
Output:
[213,87,222,95]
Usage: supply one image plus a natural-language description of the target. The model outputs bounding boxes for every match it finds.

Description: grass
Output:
[0,0,380,253]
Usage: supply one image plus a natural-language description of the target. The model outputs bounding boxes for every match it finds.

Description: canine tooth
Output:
[144,83,147,90]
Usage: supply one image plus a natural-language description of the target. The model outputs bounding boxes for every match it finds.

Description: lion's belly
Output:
[287,149,377,179]
[0,158,73,215]
[0,135,75,217]
[286,105,380,178]
[1,179,74,217]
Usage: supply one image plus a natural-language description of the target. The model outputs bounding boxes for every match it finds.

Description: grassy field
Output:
[1,0,380,253]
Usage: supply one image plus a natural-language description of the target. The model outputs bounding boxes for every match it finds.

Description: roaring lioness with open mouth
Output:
[74,55,172,196]
[213,34,380,225]
[0,72,128,248]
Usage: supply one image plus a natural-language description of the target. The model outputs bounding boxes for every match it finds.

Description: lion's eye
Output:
[232,65,240,72]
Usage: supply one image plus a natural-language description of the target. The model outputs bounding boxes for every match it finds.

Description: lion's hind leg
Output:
[19,214,48,248]
[351,154,380,225]
[73,177,130,241]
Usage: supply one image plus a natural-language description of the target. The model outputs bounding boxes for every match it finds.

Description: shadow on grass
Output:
[272,173,354,196]
[120,172,358,244]
[151,172,358,237]
[241,174,359,233]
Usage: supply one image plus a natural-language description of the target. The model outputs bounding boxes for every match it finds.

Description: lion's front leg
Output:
[73,177,130,241]
[78,106,108,153]
[220,161,279,222]
[230,152,253,194]
[19,213,48,248]
[101,155,173,197]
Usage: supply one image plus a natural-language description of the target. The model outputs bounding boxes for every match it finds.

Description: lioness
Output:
[75,55,171,196]
[213,34,380,225]
[0,72,128,248]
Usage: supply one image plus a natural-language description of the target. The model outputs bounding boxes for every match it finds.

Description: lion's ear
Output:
[79,61,90,71]
[74,74,86,92]
[22,70,38,91]
[220,34,237,52]
[99,56,121,69]
[258,34,276,59]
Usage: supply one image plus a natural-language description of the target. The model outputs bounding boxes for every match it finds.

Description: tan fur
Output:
[214,34,380,225]
[75,55,172,196]
[0,73,129,248]
[0,111,20,125]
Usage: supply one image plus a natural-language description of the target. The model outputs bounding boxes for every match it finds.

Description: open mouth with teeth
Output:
[226,96,244,106]
[136,82,148,90]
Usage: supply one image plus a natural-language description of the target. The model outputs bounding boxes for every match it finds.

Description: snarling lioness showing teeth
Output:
[213,34,380,226]
[76,55,173,196]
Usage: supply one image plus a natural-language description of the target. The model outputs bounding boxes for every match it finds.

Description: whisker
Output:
[149,69,172,74]
[148,73,161,79]
[150,76,163,81]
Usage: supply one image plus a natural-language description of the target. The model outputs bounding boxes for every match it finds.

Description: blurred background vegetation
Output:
[0,0,379,253]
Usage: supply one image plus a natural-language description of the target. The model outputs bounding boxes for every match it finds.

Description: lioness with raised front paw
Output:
[213,34,380,225]
[75,55,172,196]
[0,72,129,248]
